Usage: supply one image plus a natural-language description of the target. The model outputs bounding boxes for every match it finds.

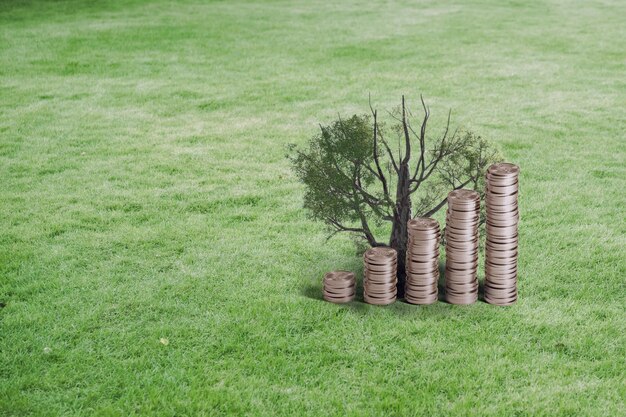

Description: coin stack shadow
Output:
[363,247,397,305]
[484,163,520,306]
[323,271,356,303]
[405,218,440,304]
[445,189,480,304]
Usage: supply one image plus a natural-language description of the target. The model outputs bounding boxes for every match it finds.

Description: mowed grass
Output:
[1,0,625,415]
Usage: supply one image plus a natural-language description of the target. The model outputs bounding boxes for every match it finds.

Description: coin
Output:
[444,189,479,305]
[404,217,440,305]
[363,247,397,305]
[322,270,356,303]
[484,163,520,306]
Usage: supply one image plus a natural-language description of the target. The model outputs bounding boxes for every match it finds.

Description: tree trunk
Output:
[389,163,411,297]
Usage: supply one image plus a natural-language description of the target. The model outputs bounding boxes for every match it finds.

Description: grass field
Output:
[1,0,625,415]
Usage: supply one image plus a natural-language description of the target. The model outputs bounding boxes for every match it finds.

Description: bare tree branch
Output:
[409,126,462,194]
[325,216,380,246]
[407,95,432,190]
[401,95,411,164]
[377,128,399,173]
[421,178,473,217]
[368,98,391,202]
[353,165,394,219]
[417,95,429,174]
[355,206,379,246]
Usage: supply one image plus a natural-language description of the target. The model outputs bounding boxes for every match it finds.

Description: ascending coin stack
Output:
[445,189,480,304]
[321,162,521,307]
[484,163,520,306]
[363,247,397,305]
[405,218,440,305]
[322,271,356,303]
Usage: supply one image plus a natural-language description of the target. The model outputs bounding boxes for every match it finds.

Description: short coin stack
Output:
[405,218,440,304]
[445,189,480,304]
[484,163,520,306]
[363,247,397,305]
[322,271,356,303]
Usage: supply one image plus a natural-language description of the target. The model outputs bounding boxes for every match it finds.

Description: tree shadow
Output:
[437,260,446,302]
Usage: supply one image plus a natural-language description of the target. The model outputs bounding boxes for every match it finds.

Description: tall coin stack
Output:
[445,189,480,304]
[363,247,397,305]
[323,271,356,303]
[484,163,520,306]
[405,218,440,305]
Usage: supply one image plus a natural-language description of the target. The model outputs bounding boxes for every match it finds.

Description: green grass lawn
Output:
[1,0,625,415]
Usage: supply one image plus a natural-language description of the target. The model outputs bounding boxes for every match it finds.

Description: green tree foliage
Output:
[288,96,501,288]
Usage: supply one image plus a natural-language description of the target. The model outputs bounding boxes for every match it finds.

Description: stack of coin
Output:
[405,218,440,304]
[322,271,356,303]
[363,247,397,305]
[484,163,520,306]
[445,189,480,304]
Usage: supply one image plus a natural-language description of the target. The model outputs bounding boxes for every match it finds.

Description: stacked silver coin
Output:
[363,247,397,305]
[445,189,480,305]
[405,218,440,304]
[484,163,520,306]
[323,271,356,303]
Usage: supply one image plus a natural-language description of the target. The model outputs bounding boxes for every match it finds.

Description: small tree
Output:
[288,95,500,295]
